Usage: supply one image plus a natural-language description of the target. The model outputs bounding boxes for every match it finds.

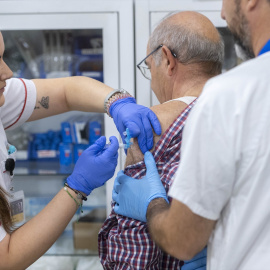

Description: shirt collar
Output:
[258,39,270,56]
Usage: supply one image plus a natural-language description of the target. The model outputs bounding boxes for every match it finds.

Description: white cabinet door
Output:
[0,0,134,217]
[135,0,227,107]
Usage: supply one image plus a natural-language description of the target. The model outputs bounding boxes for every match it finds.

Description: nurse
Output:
[0,31,161,269]
[113,0,270,269]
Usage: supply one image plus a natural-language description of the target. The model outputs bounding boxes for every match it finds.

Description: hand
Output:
[182,247,207,270]
[110,97,161,154]
[67,136,119,196]
[113,151,169,222]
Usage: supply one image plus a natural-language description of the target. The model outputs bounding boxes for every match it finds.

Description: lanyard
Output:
[258,40,270,56]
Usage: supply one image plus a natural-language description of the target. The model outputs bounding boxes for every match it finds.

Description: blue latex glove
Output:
[182,247,207,270]
[113,151,169,222]
[67,136,119,196]
[109,97,161,154]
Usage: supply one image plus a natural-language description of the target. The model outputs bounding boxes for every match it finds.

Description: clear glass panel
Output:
[3,29,103,80]
[3,29,107,256]
[3,29,105,175]
[217,27,243,72]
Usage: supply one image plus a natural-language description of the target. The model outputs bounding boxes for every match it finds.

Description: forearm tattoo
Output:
[35,96,49,110]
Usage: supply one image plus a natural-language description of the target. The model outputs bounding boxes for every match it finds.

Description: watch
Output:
[104,89,133,117]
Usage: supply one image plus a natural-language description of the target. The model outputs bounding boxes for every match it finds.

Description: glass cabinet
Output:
[0,0,134,264]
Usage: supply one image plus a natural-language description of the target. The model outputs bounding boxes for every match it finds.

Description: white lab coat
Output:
[0,78,36,241]
[169,52,270,270]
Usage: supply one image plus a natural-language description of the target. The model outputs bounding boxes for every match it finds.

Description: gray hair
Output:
[149,13,224,75]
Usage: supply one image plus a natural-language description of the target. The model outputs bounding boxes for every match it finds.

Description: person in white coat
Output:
[112,0,270,269]
[0,31,161,269]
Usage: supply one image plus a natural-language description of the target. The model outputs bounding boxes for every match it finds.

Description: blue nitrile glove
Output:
[67,136,119,196]
[113,151,169,222]
[182,247,207,270]
[110,97,161,154]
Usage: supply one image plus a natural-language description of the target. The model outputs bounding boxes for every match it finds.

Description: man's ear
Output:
[246,0,259,11]
[162,46,177,76]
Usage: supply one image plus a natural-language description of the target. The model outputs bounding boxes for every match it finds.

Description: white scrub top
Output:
[0,78,36,241]
[169,52,270,270]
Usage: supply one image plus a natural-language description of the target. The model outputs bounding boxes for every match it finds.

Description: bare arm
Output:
[146,198,215,260]
[0,188,80,270]
[125,101,188,167]
[29,77,113,121]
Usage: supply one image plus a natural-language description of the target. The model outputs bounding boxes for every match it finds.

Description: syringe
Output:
[99,128,133,152]
[123,128,133,149]
[101,142,130,150]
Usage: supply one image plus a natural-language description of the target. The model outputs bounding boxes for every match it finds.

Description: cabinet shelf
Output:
[15,160,74,175]
[29,254,103,270]
[46,230,98,256]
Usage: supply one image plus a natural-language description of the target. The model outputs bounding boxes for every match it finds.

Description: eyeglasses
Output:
[136,44,177,80]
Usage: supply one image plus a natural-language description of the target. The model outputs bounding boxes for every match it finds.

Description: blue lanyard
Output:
[258,39,270,56]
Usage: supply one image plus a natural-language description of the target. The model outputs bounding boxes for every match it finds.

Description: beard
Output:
[229,0,255,60]
[234,43,252,61]
[232,30,255,61]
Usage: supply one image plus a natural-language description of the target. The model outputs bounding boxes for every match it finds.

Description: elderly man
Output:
[99,11,224,269]
[113,0,270,269]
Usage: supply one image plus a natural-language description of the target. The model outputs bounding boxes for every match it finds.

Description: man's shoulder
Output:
[207,55,269,88]
[151,101,188,117]
[200,56,267,105]
[151,102,188,131]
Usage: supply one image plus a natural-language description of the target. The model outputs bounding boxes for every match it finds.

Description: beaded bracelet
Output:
[104,89,133,117]
[64,182,87,201]
[64,186,83,214]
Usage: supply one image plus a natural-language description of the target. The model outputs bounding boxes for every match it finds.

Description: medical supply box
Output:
[72,208,106,251]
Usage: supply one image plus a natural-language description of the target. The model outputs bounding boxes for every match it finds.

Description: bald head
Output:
[167,11,221,43]
[149,11,224,76]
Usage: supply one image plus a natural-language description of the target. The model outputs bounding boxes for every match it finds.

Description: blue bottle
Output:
[73,144,88,163]
[89,121,101,145]
[61,122,72,143]
[59,143,73,166]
